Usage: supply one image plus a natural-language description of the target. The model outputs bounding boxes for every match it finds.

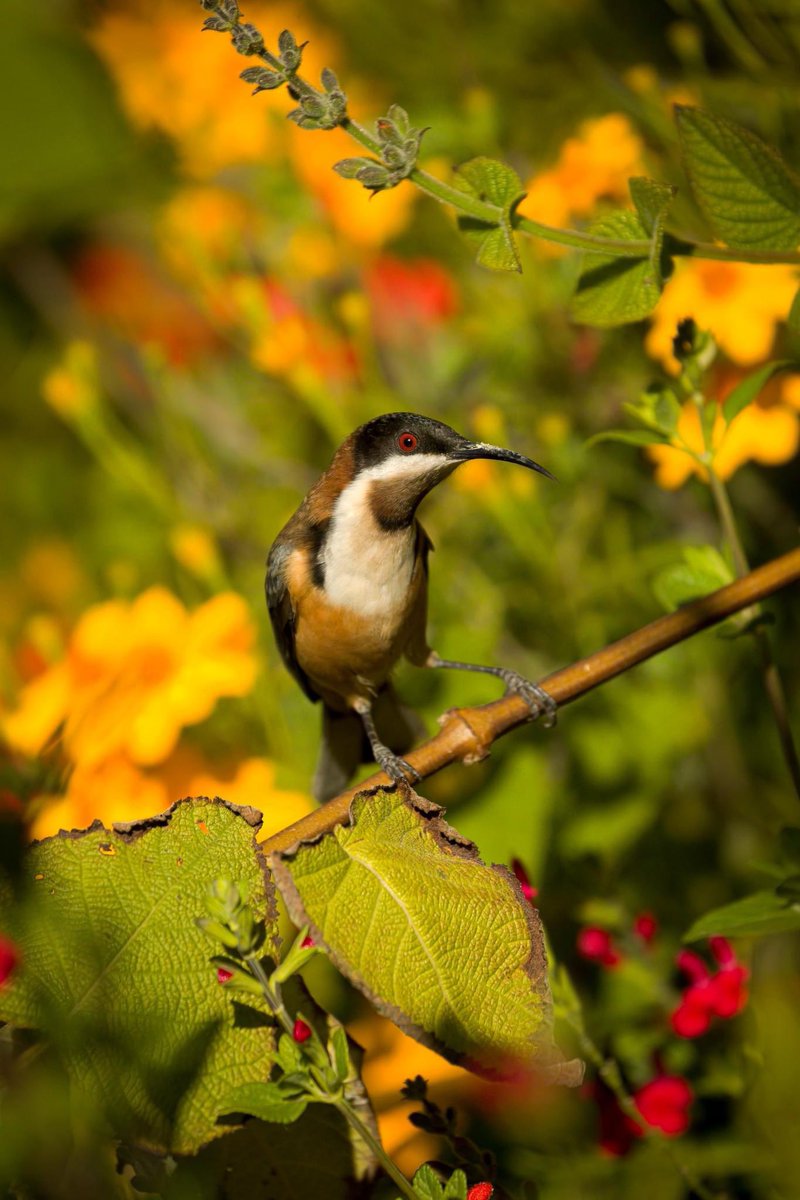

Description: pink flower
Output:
[671,937,749,1038]
[634,1075,692,1136]
[301,935,315,948]
[510,858,538,903]
[633,911,658,943]
[0,936,20,987]
[216,966,233,984]
[292,1018,312,1044]
[577,926,621,968]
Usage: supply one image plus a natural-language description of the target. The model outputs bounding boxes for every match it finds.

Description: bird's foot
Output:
[373,745,421,787]
[497,669,557,727]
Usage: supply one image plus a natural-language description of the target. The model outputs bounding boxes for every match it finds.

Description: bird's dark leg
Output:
[353,699,421,785]
[426,652,557,726]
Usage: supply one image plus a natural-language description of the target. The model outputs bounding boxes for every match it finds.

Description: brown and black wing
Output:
[265,540,319,703]
[404,522,434,667]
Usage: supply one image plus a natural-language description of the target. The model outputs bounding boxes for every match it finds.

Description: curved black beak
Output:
[448,440,556,481]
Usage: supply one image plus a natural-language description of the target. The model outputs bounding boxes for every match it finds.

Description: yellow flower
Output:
[521,114,645,228]
[169,524,222,582]
[648,393,800,489]
[4,588,257,769]
[646,260,798,372]
[30,751,312,843]
[42,341,99,420]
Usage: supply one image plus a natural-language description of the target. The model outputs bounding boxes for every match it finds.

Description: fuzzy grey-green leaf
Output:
[676,105,800,250]
[272,787,581,1082]
[0,798,277,1154]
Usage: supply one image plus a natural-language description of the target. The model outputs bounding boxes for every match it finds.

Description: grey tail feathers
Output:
[312,686,426,803]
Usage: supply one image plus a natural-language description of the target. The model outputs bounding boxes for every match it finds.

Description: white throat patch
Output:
[321,454,450,618]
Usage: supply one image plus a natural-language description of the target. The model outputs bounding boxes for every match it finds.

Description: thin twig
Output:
[263,547,800,855]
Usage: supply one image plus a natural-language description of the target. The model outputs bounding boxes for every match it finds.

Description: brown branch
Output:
[263,547,800,855]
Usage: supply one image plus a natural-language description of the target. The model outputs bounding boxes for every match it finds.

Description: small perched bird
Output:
[266,413,556,802]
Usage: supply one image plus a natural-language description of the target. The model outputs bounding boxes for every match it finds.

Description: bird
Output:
[266,412,556,802]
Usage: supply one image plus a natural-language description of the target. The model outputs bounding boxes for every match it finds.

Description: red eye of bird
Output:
[398,432,418,453]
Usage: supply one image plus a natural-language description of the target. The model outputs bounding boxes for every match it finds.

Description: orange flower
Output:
[648,392,800,489]
[288,124,417,247]
[90,1,333,178]
[4,588,257,769]
[521,114,645,228]
[646,260,798,372]
[30,751,312,842]
[348,1014,473,1173]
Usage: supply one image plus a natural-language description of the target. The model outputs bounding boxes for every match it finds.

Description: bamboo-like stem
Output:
[263,547,800,855]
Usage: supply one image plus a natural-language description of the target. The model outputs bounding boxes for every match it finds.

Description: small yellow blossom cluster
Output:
[3,587,311,839]
[646,260,800,487]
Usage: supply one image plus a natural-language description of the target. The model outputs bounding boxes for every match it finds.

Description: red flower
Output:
[467,1185,494,1200]
[0,936,20,987]
[510,858,538,903]
[633,911,658,943]
[301,935,315,948]
[216,966,234,984]
[671,937,748,1038]
[292,1018,312,1044]
[577,926,621,968]
[634,1075,692,1136]
[587,1072,693,1157]
[365,256,458,342]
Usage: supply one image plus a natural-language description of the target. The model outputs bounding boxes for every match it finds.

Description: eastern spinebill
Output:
[266,413,556,802]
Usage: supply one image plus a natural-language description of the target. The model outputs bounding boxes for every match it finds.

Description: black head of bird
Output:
[266,413,556,801]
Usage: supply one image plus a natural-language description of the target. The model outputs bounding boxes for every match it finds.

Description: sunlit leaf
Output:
[272,786,582,1083]
[676,106,800,250]
[0,798,278,1153]
[721,359,796,423]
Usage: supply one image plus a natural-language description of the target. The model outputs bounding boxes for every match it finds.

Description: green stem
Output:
[337,1098,418,1200]
[246,953,417,1199]
[707,470,800,803]
[215,7,800,266]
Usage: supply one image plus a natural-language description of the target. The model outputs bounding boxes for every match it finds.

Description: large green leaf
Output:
[453,157,526,272]
[0,798,278,1154]
[685,890,800,941]
[271,786,582,1084]
[675,106,800,250]
[570,211,663,327]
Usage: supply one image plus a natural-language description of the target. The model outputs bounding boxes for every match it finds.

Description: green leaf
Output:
[220,1081,308,1125]
[629,176,677,238]
[330,1024,351,1082]
[443,1168,469,1199]
[412,1163,445,1200]
[653,545,734,612]
[721,359,796,423]
[171,1105,377,1199]
[570,212,663,328]
[675,105,800,250]
[685,890,800,941]
[586,429,669,449]
[0,798,278,1153]
[453,157,527,273]
[272,788,582,1083]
